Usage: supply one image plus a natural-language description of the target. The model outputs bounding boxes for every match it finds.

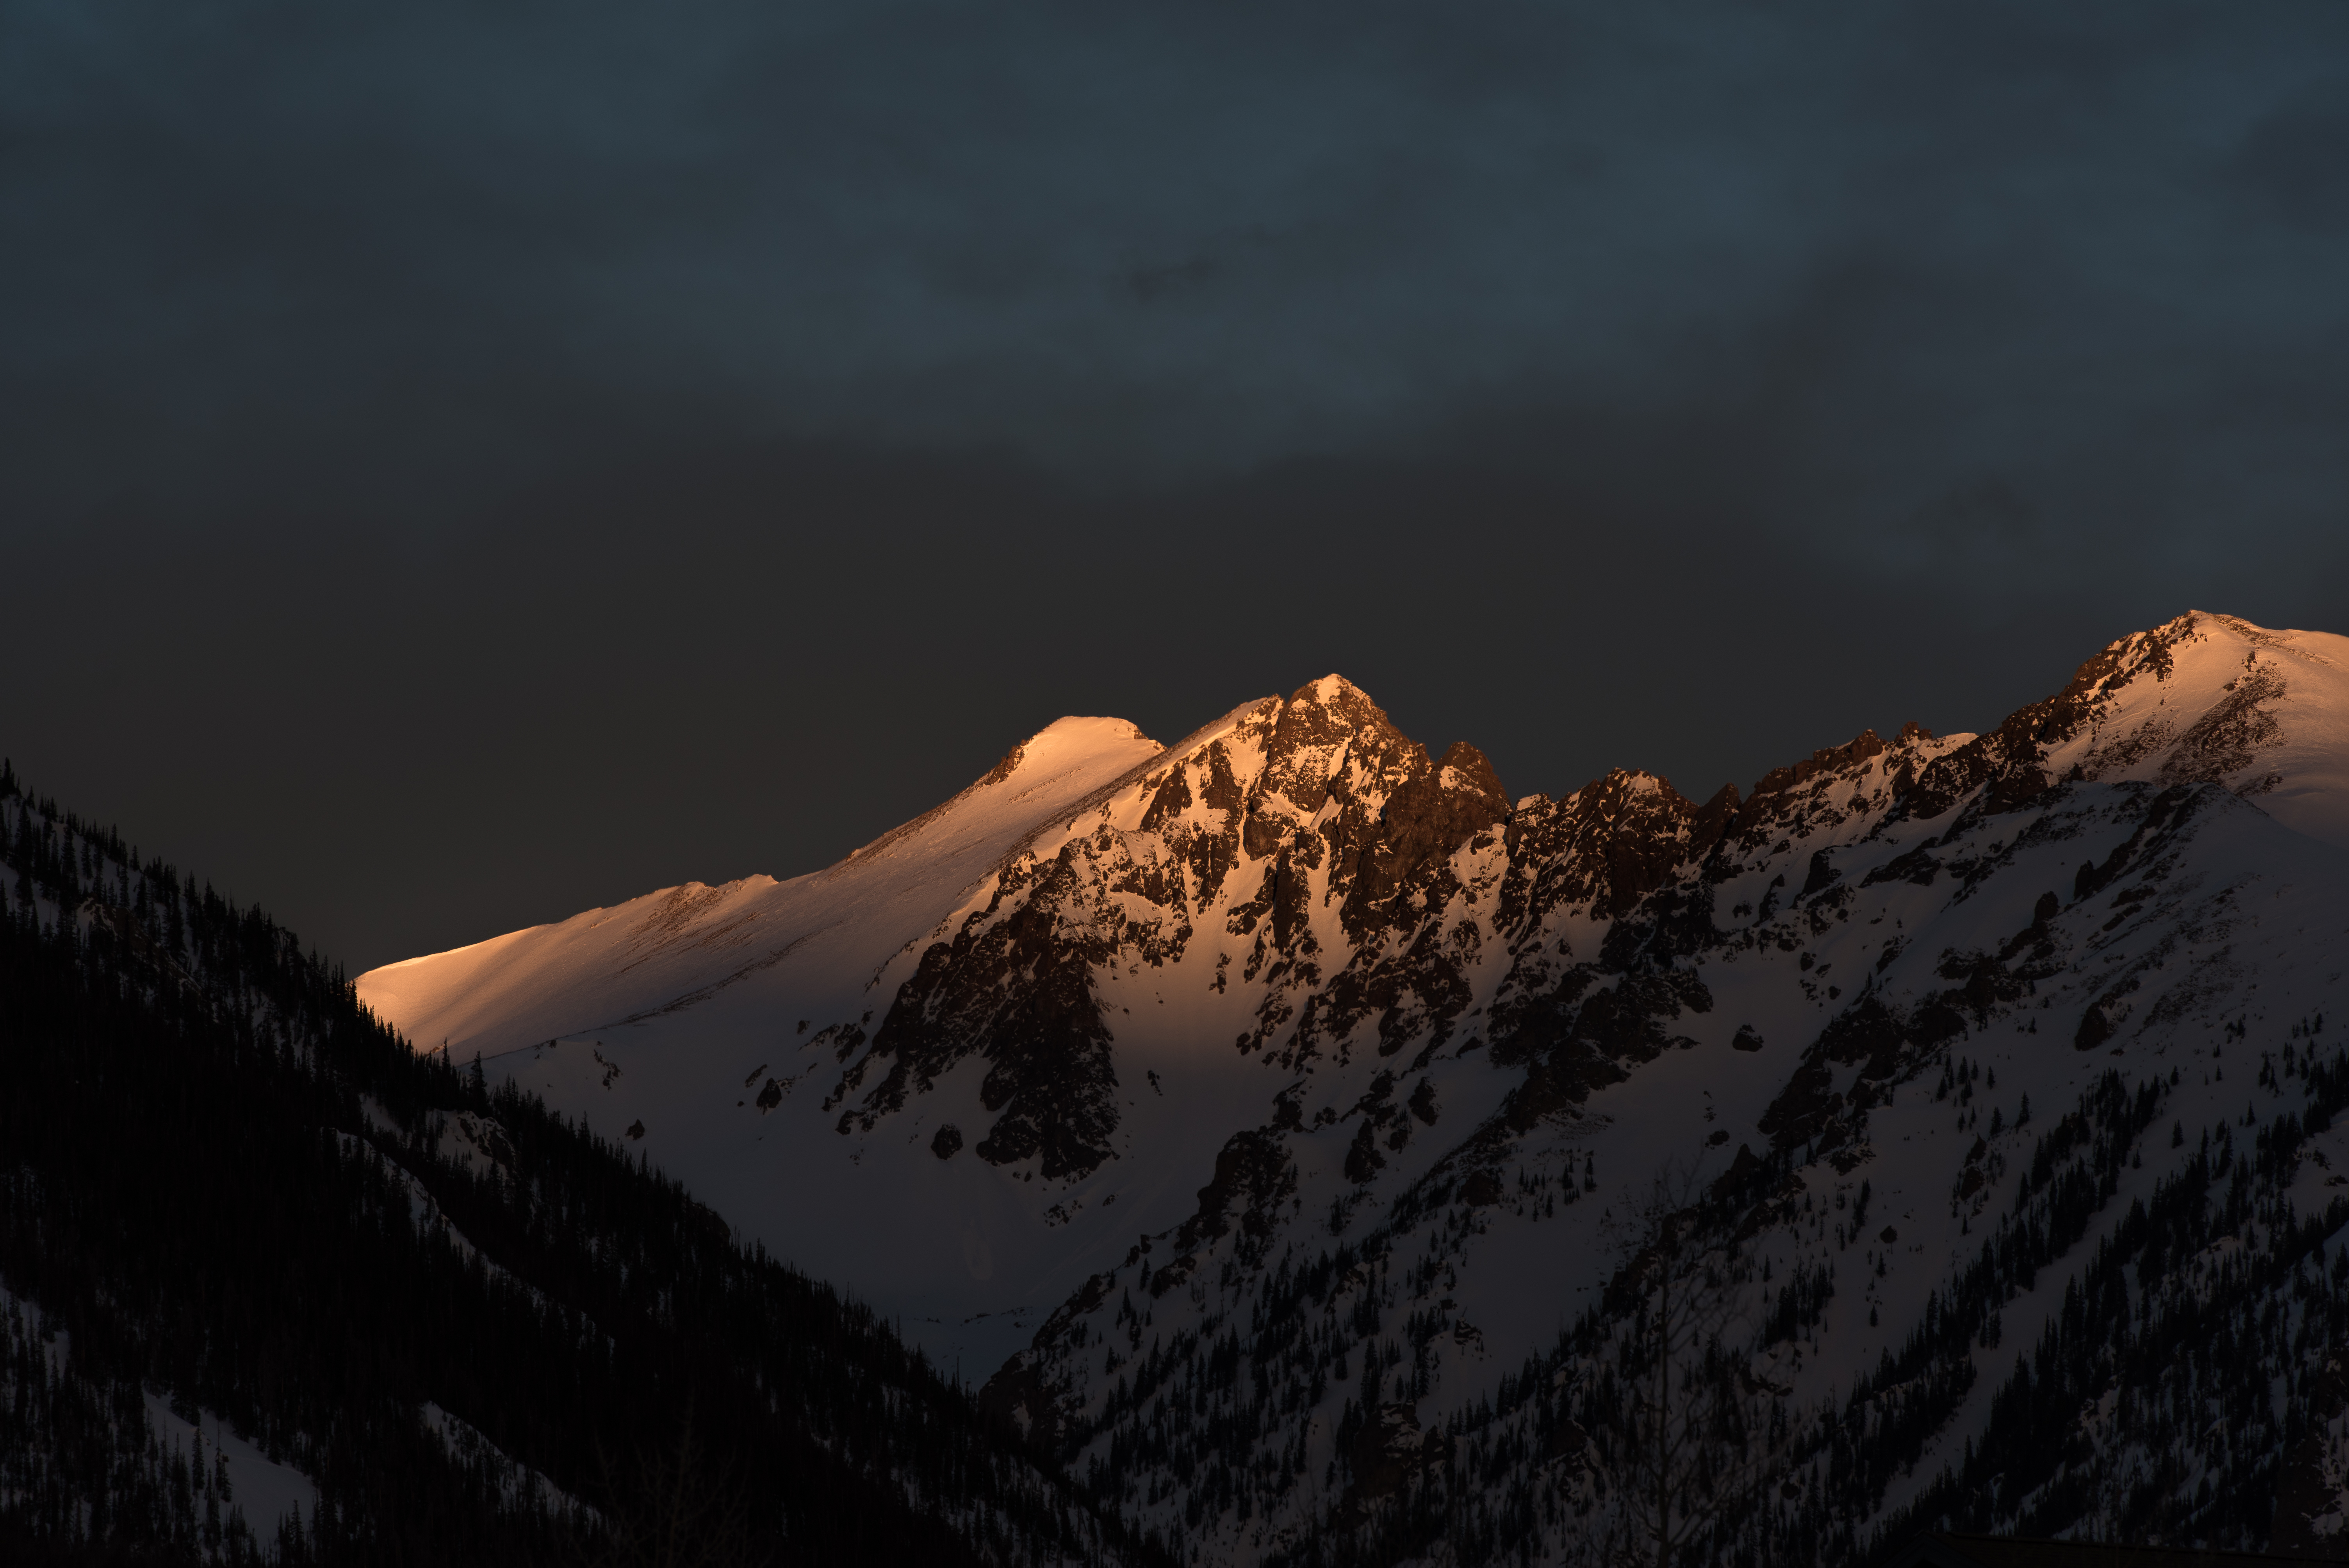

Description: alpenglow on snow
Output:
[362,611,2349,1567]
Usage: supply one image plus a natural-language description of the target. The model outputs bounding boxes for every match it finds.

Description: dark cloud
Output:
[2,0,2344,968]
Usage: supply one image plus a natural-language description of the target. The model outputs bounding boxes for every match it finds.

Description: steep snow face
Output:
[2075,614,2349,848]
[357,615,2349,1563]
[359,714,1166,1058]
[1937,611,2349,848]
[355,710,1199,1369]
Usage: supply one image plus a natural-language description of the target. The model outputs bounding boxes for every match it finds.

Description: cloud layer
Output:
[4,0,2345,965]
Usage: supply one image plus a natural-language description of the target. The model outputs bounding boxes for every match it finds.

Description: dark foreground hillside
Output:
[0,763,1144,1566]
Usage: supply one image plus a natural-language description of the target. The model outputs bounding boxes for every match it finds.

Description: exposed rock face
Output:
[824,678,1531,1174]
[800,614,2349,1231]
[843,842,1127,1178]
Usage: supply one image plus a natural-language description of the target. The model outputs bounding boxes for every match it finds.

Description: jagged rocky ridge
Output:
[362,611,2349,1566]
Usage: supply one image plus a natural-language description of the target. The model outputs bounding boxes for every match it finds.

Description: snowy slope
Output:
[358,611,2349,1562]
[2005,613,2349,848]
[360,709,1225,1370]
[363,713,1166,1057]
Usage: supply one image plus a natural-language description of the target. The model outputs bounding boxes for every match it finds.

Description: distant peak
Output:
[1433,741,1507,804]
[1276,674,1398,735]
[982,716,1159,788]
[1262,675,1413,768]
[1032,715,1155,746]
[2079,608,2315,692]
[1286,674,1368,708]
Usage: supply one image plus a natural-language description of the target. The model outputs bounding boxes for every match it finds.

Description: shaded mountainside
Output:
[361,611,2349,1566]
[0,772,1151,1566]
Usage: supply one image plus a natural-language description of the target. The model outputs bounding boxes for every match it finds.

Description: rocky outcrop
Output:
[839,843,1126,1179]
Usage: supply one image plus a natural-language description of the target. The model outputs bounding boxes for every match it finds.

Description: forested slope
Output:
[0,763,1146,1566]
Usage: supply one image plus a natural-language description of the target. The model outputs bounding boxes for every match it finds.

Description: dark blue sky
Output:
[5,0,2345,969]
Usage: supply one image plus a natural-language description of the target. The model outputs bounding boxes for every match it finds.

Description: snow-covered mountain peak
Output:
[985,714,1160,795]
[356,613,2349,1565]
[2035,610,2349,847]
[836,711,1162,866]
[1245,674,1426,812]
[356,708,1161,1062]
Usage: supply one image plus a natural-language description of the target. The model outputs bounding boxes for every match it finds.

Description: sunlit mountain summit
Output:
[356,611,2349,1565]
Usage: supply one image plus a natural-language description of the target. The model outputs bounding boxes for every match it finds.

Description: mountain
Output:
[0,770,1148,1565]
[359,609,2349,1566]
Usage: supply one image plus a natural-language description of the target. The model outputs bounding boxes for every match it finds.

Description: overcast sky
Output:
[5,0,2346,971]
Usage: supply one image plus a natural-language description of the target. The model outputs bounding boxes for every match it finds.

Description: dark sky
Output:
[5,0,2346,973]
